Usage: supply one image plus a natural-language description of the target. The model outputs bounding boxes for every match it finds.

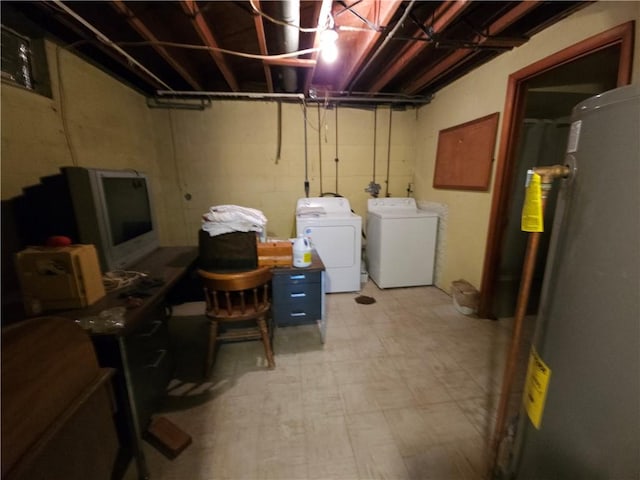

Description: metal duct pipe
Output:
[157,90,305,100]
[156,90,431,106]
[280,0,300,92]
[347,0,417,94]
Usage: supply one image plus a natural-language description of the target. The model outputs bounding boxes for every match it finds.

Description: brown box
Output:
[145,416,192,459]
[257,241,292,267]
[16,244,106,315]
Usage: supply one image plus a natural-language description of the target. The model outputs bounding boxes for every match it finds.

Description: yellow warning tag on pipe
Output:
[523,346,552,429]
[521,171,543,232]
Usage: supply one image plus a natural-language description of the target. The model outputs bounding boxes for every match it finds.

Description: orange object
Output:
[257,241,292,267]
[45,236,72,247]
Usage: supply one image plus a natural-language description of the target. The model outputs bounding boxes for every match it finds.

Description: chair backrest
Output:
[197,267,272,317]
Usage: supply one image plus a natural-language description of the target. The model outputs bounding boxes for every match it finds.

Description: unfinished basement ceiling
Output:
[2,1,589,106]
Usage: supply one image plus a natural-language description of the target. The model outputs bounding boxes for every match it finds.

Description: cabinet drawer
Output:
[122,307,173,430]
[128,346,172,428]
[272,291,321,325]
[272,270,321,287]
[272,283,321,305]
[273,304,322,325]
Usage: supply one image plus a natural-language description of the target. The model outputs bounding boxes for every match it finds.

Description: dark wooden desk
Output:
[59,246,198,480]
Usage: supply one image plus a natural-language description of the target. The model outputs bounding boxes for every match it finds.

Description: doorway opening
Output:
[478,22,634,319]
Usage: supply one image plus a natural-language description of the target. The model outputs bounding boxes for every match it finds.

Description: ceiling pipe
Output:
[157,90,305,100]
[52,0,173,91]
[347,0,417,95]
[156,89,431,105]
[280,0,300,92]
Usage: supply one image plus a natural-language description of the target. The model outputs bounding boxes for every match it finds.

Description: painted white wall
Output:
[1,43,416,247]
[1,1,637,293]
[1,43,172,241]
[414,1,640,292]
[140,102,416,245]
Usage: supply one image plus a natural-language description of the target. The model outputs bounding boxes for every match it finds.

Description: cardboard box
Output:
[16,244,106,315]
[257,241,292,267]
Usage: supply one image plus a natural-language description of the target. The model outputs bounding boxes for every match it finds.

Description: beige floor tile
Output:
[455,395,500,439]
[258,417,307,479]
[437,370,487,401]
[308,455,360,480]
[353,336,388,359]
[331,359,372,385]
[321,337,361,362]
[392,354,437,378]
[346,411,397,450]
[305,414,354,464]
[346,323,380,341]
[445,435,492,478]
[379,336,413,356]
[303,388,346,418]
[403,443,472,480]
[370,378,417,410]
[420,401,481,443]
[384,406,436,456]
[404,374,454,406]
[214,392,266,429]
[352,443,411,480]
[263,386,304,424]
[339,382,381,414]
[146,283,528,479]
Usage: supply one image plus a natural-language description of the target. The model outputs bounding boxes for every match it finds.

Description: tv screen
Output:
[101,177,153,246]
[63,166,160,272]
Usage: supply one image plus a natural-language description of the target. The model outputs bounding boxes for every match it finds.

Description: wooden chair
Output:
[198,267,275,377]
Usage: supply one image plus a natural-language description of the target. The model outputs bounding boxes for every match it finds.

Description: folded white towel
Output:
[202,204,267,237]
[203,204,267,225]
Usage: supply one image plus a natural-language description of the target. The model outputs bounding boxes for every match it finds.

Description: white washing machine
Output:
[366,197,438,288]
[296,197,362,293]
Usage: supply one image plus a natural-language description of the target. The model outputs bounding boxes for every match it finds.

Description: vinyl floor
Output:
[129,280,532,480]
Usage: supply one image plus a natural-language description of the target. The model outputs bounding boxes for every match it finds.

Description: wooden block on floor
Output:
[144,416,192,459]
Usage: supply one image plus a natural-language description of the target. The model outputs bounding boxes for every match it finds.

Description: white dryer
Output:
[366,197,438,288]
[296,197,362,293]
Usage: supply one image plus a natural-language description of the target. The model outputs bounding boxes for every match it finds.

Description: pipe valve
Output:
[533,165,571,184]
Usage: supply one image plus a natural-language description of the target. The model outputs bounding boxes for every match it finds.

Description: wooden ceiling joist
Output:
[111,0,203,91]
[252,0,274,92]
[46,4,169,91]
[6,0,588,99]
[404,0,543,95]
[181,0,239,92]
[336,0,403,92]
[368,0,471,93]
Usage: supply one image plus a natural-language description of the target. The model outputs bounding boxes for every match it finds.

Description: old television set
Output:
[64,167,160,272]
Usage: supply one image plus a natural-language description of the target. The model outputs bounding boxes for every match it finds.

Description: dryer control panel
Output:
[368,197,417,211]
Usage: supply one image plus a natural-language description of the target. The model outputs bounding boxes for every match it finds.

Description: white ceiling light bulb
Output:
[320,29,339,63]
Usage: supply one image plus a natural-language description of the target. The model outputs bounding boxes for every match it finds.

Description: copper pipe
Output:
[489,164,571,476]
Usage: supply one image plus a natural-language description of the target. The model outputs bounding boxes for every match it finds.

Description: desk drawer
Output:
[272,270,321,287]
[273,303,321,325]
[272,288,321,325]
[272,282,321,304]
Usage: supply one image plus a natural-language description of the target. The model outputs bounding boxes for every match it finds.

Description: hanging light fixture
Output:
[320,28,339,63]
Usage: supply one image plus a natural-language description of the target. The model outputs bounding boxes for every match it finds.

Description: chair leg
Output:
[204,320,219,378]
[257,316,275,369]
